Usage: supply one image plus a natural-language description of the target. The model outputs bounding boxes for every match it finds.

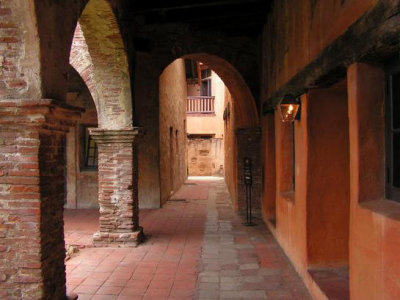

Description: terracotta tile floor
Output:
[65,177,311,299]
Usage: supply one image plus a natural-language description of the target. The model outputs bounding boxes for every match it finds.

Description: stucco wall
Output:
[347,63,400,300]
[159,59,188,205]
[188,138,224,176]
[263,0,378,99]
[187,71,225,138]
[306,82,350,267]
[224,88,238,209]
[266,80,351,299]
[134,53,162,209]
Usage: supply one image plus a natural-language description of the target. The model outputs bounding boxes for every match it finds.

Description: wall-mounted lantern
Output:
[278,94,301,122]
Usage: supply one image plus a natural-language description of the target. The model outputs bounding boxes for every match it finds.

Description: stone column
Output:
[89,128,144,246]
[0,99,82,300]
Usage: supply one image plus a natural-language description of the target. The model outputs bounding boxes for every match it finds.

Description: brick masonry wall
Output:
[90,129,143,246]
[0,99,82,299]
[236,128,262,214]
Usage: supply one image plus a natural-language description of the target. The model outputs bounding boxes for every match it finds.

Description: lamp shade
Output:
[278,94,300,122]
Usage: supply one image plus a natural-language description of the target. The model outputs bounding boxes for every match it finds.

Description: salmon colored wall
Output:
[159,59,188,205]
[270,93,351,299]
[306,82,350,267]
[224,88,238,208]
[261,114,276,223]
[274,105,308,270]
[347,63,400,300]
[264,0,378,98]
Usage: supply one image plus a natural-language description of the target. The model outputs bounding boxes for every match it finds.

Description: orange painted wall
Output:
[347,63,400,300]
[274,105,308,271]
[267,85,352,299]
[261,114,276,223]
[263,0,378,98]
[224,88,238,208]
[306,82,350,267]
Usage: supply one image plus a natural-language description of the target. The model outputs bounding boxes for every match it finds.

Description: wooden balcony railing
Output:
[187,96,215,114]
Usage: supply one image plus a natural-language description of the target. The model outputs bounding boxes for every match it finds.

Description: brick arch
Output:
[70,0,133,129]
[183,53,259,127]
[70,23,102,122]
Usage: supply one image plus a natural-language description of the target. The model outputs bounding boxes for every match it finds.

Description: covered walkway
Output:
[65,178,311,299]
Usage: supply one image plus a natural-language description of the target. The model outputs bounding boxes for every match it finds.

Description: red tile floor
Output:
[64,177,311,299]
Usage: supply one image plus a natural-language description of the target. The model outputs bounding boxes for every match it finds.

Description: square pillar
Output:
[89,128,144,246]
[236,127,262,214]
[0,99,82,299]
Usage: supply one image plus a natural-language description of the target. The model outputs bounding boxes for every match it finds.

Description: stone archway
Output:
[134,50,260,212]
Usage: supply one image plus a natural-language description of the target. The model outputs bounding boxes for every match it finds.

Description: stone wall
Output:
[0,100,82,299]
[159,59,188,205]
[188,138,224,176]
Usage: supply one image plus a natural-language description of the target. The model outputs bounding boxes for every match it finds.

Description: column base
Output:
[93,227,144,247]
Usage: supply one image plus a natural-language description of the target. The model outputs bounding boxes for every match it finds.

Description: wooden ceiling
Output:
[125,0,273,34]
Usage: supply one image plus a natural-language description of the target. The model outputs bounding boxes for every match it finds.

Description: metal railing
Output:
[187,96,215,114]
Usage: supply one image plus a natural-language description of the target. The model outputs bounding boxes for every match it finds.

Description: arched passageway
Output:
[136,52,261,213]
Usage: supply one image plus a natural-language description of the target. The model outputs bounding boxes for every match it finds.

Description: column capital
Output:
[88,127,144,143]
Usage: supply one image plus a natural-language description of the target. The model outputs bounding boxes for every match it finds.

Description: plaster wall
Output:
[271,85,351,299]
[134,53,162,209]
[261,114,276,223]
[306,82,350,267]
[224,88,239,208]
[263,0,378,99]
[347,63,400,300]
[159,59,188,205]
[187,71,225,138]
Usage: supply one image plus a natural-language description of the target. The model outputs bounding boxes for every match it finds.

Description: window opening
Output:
[386,62,400,201]
[83,126,98,170]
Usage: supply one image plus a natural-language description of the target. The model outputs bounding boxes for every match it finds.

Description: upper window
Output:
[201,78,212,96]
[386,62,400,201]
[185,59,199,83]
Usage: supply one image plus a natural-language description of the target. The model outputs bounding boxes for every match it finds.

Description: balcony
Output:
[187,96,215,114]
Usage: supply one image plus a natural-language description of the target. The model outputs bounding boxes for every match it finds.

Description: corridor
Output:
[65,178,311,300]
